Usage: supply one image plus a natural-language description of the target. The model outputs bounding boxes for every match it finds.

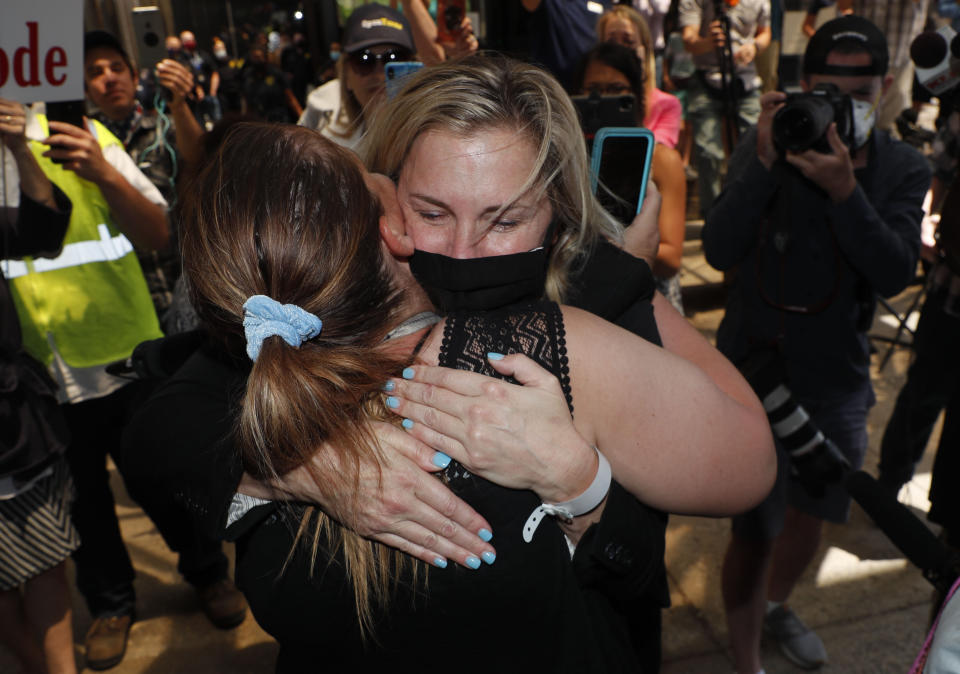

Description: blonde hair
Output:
[360,52,622,302]
[180,122,416,636]
[596,5,656,98]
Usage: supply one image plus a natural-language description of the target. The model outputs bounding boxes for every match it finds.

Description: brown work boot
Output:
[197,578,247,629]
[84,614,132,670]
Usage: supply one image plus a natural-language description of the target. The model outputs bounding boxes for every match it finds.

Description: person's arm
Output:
[442,15,479,61]
[700,91,784,271]
[388,310,775,517]
[735,24,771,66]
[285,87,304,119]
[1,99,71,255]
[155,59,204,167]
[239,421,498,568]
[43,121,169,250]
[1,100,55,210]
[401,0,446,66]
[682,22,723,56]
[801,8,819,38]
[209,69,220,98]
[651,143,686,278]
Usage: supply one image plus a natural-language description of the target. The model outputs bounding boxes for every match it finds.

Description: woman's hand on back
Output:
[249,421,496,569]
[384,355,598,505]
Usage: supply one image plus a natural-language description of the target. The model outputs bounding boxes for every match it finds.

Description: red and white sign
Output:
[0,1,83,103]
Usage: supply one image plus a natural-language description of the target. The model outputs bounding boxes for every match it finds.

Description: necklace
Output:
[383,311,441,342]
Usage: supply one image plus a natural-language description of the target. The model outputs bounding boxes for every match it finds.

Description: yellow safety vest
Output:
[2,116,163,368]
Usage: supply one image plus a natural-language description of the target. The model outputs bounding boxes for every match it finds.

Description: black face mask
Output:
[409,222,556,312]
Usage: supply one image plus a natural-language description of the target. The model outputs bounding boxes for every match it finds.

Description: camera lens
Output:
[773,97,836,153]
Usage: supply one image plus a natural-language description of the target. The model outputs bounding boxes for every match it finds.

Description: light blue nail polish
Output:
[465,555,481,569]
[433,557,448,569]
[478,528,493,542]
[481,551,496,565]
[383,380,396,392]
[487,352,505,361]
[432,451,451,469]
[386,396,400,409]
[402,418,414,430]
[402,367,415,380]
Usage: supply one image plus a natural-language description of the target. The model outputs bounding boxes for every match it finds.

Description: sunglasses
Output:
[349,48,414,75]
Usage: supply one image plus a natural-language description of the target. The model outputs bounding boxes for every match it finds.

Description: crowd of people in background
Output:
[2,1,960,673]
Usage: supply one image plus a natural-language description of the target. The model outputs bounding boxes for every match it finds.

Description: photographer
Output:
[701,16,929,674]
[679,0,771,218]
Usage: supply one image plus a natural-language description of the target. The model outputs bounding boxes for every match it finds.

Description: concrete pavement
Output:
[0,235,943,673]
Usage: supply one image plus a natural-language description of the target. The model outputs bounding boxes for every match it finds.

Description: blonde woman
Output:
[597,4,682,148]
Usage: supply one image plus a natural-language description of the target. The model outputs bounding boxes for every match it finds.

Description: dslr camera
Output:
[773,83,854,154]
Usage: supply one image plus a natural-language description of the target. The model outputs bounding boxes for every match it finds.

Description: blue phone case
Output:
[385,62,424,100]
[589,127,655,221]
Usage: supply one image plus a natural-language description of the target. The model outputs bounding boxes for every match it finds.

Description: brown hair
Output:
[179,122,414,634]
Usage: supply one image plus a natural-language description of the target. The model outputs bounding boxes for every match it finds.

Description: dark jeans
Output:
[63,381,228,618]
[878,291,960,486]
[878,289,960,535]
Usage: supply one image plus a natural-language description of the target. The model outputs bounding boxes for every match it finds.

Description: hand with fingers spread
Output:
[785,122,857,203]
[385,354,598,506]
[246,421,496,570]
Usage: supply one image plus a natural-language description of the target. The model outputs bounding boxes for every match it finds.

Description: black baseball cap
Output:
[342,4,414,54]
[803,15,888,77]
[85,30,135,70]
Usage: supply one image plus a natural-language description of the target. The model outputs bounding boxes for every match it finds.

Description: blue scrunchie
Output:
[243,294,323,361]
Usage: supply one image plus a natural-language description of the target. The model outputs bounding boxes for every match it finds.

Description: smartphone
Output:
[132,6,168,71]
[45,99,86,164]
[385,61,424,100]
[571,93,637,148]
[590,127,655,225]
[437,0,467,43]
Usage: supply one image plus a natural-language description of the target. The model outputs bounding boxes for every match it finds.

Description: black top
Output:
[121,241,670,669]
[0,188,72,484]
[702,128,929,401]
[229,301,658,672]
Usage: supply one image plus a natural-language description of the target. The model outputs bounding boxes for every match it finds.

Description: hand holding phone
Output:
[590,127,655,225]
[44,100,87,164]
[437,0,467,43]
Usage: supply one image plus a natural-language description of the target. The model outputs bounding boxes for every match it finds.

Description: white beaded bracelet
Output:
[522,447,612,543]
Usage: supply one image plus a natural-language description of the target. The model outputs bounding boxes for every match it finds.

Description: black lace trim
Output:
[439,301,573,414]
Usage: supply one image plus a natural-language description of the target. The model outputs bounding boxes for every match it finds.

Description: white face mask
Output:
[851,95,880,148]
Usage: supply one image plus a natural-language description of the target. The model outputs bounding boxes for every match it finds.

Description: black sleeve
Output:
[121,345,246,539]
[567,239,663,346]
[572,480,669,609]
[1,187,71,259]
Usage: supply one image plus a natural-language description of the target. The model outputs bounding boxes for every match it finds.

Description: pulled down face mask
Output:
[409,222,557,312]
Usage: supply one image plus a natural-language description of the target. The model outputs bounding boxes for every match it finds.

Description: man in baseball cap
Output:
[703,15,928,673]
